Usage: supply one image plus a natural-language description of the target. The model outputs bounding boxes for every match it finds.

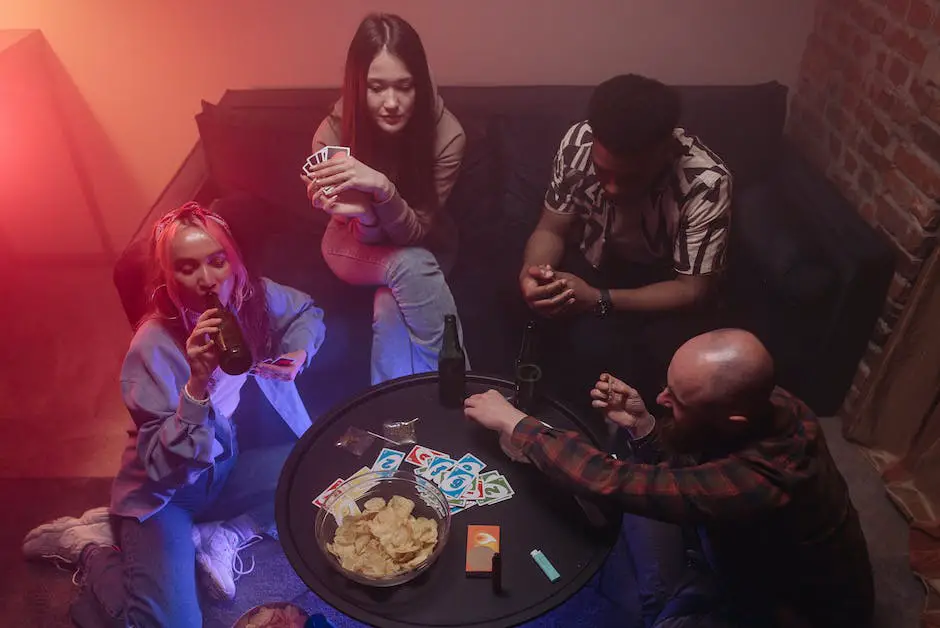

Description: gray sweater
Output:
[111,278,326,521]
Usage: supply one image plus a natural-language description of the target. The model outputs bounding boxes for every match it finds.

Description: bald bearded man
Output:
[465,329,873,627]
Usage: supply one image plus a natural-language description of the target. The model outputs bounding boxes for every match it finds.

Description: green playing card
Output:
[479,472,514,506]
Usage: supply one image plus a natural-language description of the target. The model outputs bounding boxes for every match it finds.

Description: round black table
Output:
[276,373,620,628]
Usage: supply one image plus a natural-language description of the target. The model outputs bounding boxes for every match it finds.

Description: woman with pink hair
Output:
[23,202,326,626]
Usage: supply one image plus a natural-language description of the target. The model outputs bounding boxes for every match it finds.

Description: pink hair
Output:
[150,202,251,324]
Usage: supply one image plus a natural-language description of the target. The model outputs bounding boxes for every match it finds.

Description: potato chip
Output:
[242,604,307,628]
[326,495,439,579]
[364,497,386,512]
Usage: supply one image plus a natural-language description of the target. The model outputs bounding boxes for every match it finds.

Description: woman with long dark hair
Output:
[23,202,326,626]
[303,13,468,384]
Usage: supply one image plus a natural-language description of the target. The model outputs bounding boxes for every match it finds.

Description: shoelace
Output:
[232,534,263,580]
[40,553,82,585]
[42,544,120,587]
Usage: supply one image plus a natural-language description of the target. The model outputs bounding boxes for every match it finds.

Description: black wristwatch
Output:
[594,288,612,318]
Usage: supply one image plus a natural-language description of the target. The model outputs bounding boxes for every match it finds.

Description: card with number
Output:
[478,471,515,506]
[372,448,405,472]
[461,477,485,501]
[453,453,486,476]
[439,466,479,500]
[405,445,448,467]
[416,455,455,484]
[313,477,345,508]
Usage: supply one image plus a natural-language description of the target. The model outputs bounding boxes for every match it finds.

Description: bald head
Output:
[669,329,775,415]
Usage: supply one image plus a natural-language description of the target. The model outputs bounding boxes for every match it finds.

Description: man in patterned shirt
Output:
[519,74,731,417]
[465,329,874,627]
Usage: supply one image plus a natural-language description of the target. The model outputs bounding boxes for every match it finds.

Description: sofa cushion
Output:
[491,82,788,223]
[195,99,331,220]
[676,82,788,188]
[727,185,837,310]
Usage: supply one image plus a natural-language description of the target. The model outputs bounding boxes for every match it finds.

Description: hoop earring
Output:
[151,284,181,321]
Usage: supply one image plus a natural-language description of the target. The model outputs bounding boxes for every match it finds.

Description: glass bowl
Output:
[232,601,308,627]
[315,470,452,587]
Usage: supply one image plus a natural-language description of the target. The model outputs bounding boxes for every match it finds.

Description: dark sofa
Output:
[115,82,894,419]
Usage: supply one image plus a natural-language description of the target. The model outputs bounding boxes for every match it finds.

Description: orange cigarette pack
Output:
[465,525,500,577]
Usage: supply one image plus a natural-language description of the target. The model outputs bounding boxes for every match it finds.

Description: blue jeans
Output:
[69,444,293,628]
[321,218,469,385]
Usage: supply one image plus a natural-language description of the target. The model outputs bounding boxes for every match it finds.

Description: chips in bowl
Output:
[327,495,439,578]
[316,470,451,586]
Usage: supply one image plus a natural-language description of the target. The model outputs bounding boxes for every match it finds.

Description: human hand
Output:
[552,271,600,315]
[590,373,652,433]
[300,176,378,222]
[464,390,527,436]
[251,350,307,382]
[185,308,223,399]
[306,153,390,200]
[519,264,574,317]
[591,373,656,438]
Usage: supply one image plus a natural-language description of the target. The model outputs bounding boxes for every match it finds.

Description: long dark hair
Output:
[342,13,437,210]
[145,202,272,362]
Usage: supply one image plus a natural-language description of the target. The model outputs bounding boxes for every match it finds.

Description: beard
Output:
[658,412,733,456]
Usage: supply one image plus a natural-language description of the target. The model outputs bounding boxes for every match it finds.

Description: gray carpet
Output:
[2,416,924,627]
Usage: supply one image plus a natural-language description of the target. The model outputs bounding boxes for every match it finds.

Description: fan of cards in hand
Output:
[302,145,350,179]
[314,445,515,516]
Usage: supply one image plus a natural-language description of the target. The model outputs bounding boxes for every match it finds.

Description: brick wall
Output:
[788,0,940,422]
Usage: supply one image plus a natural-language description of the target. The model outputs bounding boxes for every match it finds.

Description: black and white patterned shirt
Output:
[545,122,732,273]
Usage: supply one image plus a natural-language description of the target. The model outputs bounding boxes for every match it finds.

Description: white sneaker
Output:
[22,509,114,564]
[22,507,110,545]
[192,522,262,601]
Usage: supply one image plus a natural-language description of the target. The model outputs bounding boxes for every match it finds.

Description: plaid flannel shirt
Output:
[510,387,875,625]
[510,388,834,525]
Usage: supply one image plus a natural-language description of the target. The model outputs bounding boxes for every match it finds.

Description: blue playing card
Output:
[439,465,476,500]
[423,455,456,484]
[372,448,405,472]
[453,453,486,476]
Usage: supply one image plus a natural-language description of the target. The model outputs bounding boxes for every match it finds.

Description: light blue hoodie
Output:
[110,278,326,521]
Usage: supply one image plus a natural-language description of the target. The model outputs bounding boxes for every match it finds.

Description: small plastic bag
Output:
[382,417,419,446]
[335,426,376,457]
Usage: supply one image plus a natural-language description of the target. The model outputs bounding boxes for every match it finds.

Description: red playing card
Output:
[313,478,345,508]
[405,445,447,466]
[461,477,485,501]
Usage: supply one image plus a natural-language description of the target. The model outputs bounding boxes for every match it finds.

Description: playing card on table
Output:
[344,466,373,499]
[447,497,473,515]
[332,496,362,525]
[372,448,405,472]
[460,477,485,501]
[313,477,345,508]
[415,455,456,484]
[453,453,486,476]
[439,466,480,500]
[478,470,515,506]
[405,445,448,467]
